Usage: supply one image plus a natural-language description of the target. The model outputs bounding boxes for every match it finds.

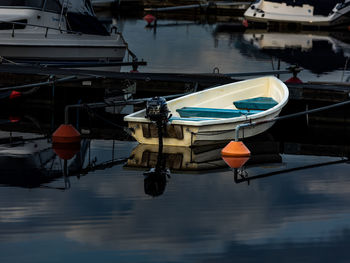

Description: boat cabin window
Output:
[43,0,62,13]
[0,0,44,8]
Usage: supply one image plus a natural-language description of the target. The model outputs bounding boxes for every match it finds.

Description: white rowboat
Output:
[124,76,289,147]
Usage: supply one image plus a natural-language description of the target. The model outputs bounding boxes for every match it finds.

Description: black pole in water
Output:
[157,120,164,154]
[63,160,71,190]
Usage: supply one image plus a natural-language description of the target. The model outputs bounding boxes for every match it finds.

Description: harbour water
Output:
[120,18,350,82]
[1,16,350,262]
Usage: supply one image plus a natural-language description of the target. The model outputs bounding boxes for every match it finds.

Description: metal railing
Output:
[0,19,82,36]
[235,97,350,141]
[0,19,124,38]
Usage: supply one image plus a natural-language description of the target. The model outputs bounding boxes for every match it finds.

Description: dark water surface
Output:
[1,17,350,262]
[120,18,350,82]
[1,137,350,263]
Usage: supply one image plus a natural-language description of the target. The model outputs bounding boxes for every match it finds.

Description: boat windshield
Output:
[0,0,45,8]
[0,1,94,15]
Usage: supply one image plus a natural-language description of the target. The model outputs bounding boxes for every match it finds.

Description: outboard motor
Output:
[144,97,171,189]
[145,96,170,123]
[145,96,171,149]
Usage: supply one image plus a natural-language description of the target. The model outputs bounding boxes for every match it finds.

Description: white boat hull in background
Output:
[0,7,127,71]
[244,0,350,28]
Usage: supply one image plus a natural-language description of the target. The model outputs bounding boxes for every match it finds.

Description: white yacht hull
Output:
[0,8,127,71]
[244,0,350,28]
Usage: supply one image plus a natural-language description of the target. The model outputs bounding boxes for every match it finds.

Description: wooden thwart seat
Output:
[169,116,216,122]
[234,97,278,110]
[176,107,262,119]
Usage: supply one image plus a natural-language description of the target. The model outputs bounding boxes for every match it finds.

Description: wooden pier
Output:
[93,0,250,18]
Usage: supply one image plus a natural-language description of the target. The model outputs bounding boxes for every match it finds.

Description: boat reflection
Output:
[143,147,171,197]
[126,133,282,195]
[127,133,281,172]
[0,129,91,189]
[0,116,127,190]
[232,106,350,184]
[242,30,350,75]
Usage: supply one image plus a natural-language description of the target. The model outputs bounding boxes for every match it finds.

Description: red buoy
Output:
[9,90,21,99]
[143,14,156,25]
[242,19,249,28]
[53,142,80,160]
[9,116,20,123]
[52,124,81,144]
[285,76,302,84]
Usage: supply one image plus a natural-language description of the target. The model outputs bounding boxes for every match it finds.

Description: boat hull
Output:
[127,118,277,147]
[0,33,127,70]
[0,8,128,71]
[244,0,350,29]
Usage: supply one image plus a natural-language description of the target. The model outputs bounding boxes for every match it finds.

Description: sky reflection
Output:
[0,140,350,262]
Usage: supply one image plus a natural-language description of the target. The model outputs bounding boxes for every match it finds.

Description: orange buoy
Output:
[53,142,80,160]
[221,141,251,168]
[221,141,251,157]
[52,124,81,144]
[222,156,250,168]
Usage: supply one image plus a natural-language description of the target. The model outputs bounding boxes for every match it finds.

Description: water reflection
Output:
[1,112,350,262]
[126,132,283,196]
[3,16,350,262]
[127,134,282,172]
[0,129,89,189]
[242,30,350,76]
[233,157,348,184]
[118,17,350,82]
[143,145,170,197]
[0,114,128,190]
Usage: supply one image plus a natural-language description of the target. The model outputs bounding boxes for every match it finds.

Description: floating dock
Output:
[1,64,350,106]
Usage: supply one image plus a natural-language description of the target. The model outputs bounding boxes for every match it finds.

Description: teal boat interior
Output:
[175,97,277,119]
[233,97,278,110]
[176,107,262,118]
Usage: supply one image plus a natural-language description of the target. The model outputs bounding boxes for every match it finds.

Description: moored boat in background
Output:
[0,0,128,71]
[244,0,350,30]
